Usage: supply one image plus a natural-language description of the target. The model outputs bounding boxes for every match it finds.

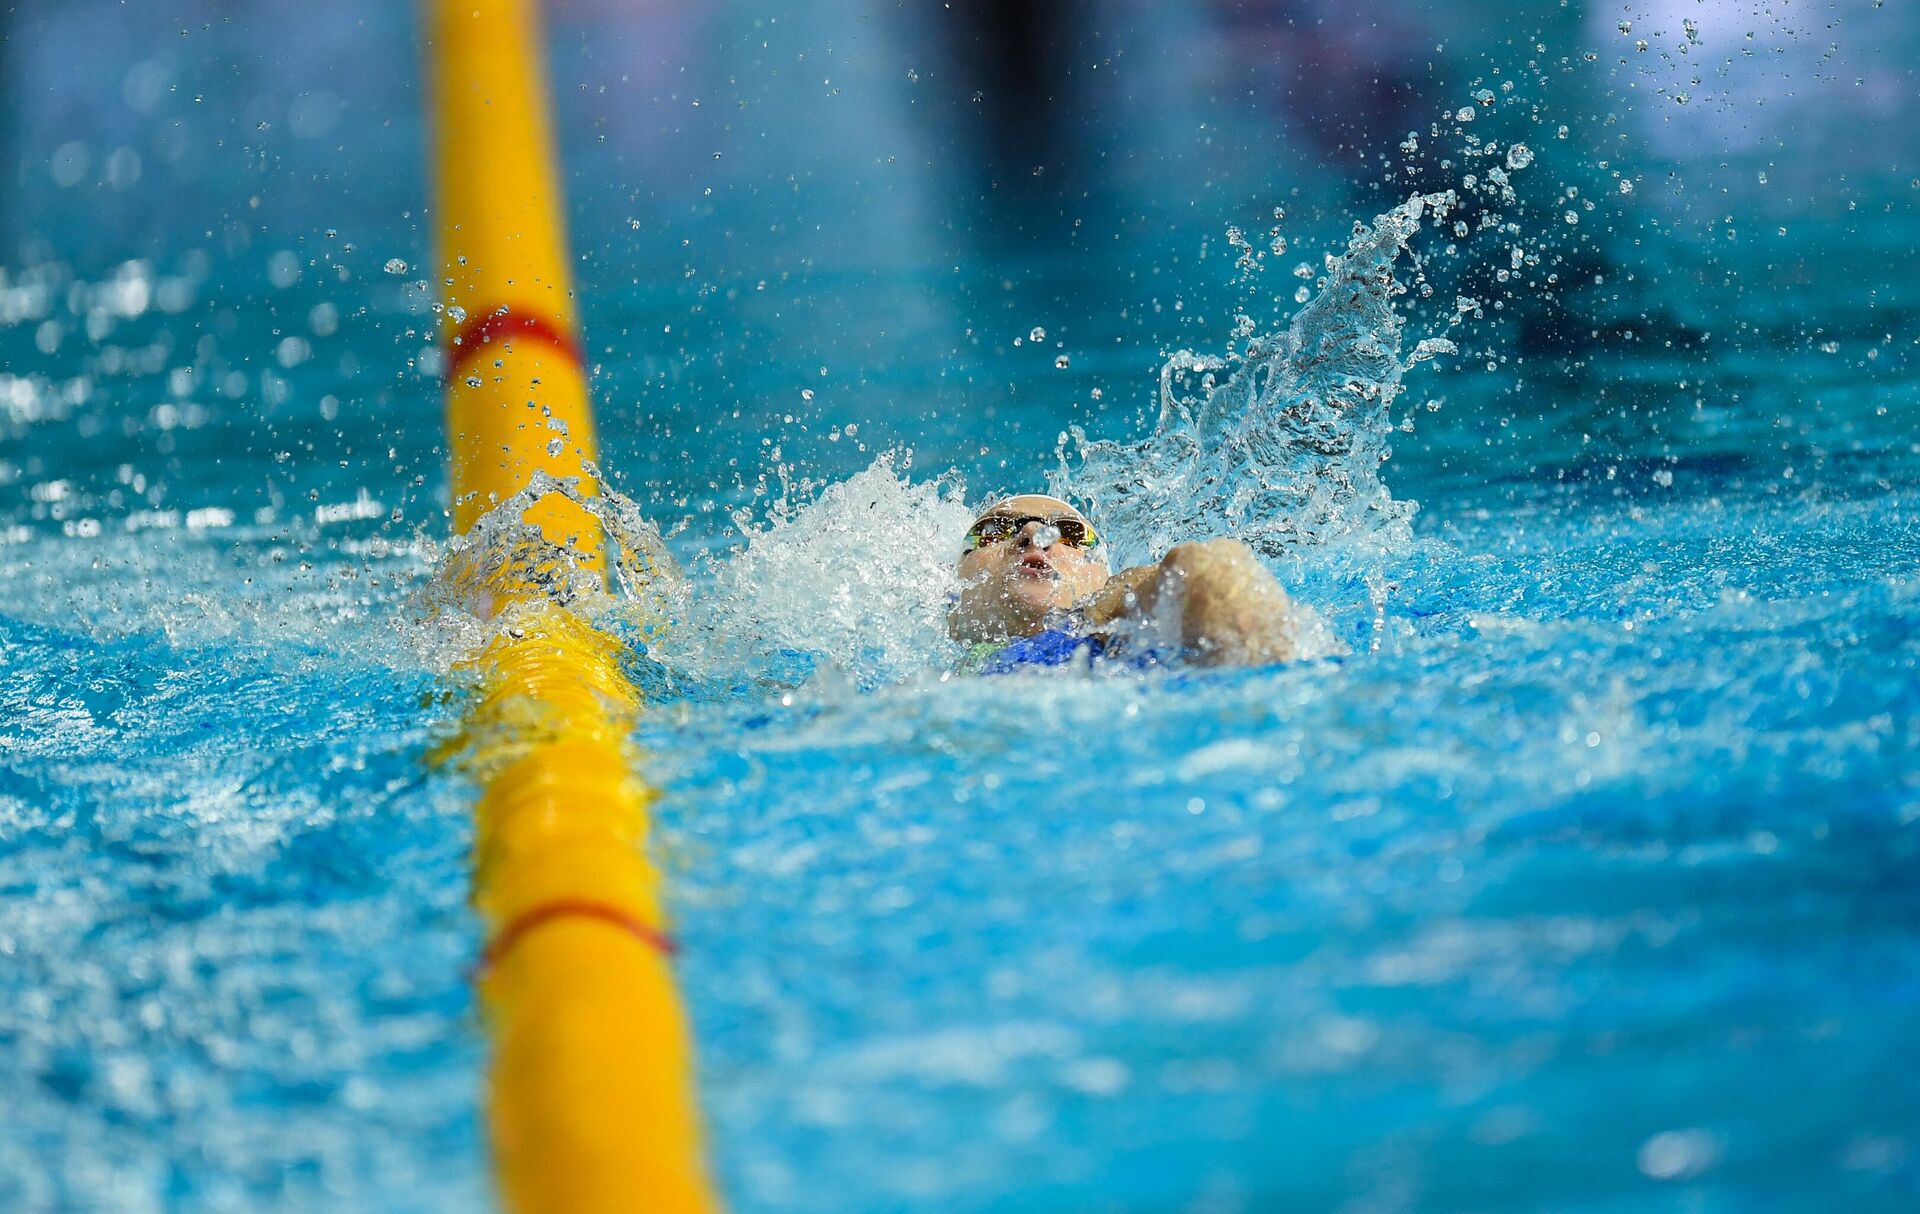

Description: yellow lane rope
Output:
[426,1,719,1210]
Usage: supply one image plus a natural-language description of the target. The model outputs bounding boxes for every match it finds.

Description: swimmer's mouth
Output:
[1015,555,1057,579]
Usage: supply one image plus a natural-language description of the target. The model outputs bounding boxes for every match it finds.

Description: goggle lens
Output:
[965,514,1097,551]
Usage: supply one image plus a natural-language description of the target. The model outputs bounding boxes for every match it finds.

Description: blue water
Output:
[3,1,1918,1211]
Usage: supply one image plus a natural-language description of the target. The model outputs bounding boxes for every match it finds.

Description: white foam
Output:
[657,453,974,688]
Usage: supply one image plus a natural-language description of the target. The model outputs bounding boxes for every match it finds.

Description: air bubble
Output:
[1505,144,1533,170]
[384,258,408,275]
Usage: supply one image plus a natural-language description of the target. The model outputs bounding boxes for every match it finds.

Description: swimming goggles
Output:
[963,512,1099,552]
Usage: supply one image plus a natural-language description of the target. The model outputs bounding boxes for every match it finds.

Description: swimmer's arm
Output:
[1078,538,1298,666]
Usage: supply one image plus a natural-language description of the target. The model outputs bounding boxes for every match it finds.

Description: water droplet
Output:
[800,388,815,401]
[1054,354,1070,369]
[1619,179,1634,195]
[447,305,467,324]
[1472,88,1495,107]
[1564,210,1580,225]
[1294,285,1310,303]
[1090,387,1102,400]
[1029,326,1047,342]
[1454,106,1476,122]
[1505,144,1534,170]
[1637,1130,1722,1181]
[1617,19,1632,33]
[384,258,408,275]
[547,438,565,456]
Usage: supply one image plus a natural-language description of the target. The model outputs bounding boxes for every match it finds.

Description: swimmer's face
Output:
[950,494,1109,643]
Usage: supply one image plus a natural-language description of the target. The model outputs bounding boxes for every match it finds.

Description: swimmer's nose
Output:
[1017,521,1062,549]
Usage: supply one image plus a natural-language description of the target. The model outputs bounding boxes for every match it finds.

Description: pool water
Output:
[3,1,1918,1211]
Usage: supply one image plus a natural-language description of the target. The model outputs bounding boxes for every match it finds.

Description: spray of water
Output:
[655,453,975,689]
[417,469,684,663]
[1054,191,1459,572]
[434,178,1497,684]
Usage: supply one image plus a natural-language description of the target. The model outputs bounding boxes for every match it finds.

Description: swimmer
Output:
[948,494,1300,672]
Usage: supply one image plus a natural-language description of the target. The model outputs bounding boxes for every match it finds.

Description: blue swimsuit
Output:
[970,627,1109,675]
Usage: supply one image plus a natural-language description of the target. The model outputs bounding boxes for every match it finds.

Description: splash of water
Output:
[656,453,976,691]
[1055,191,1458,571]
[427,193,1468,684]
[419,469,684,662]
[422,457,971,690]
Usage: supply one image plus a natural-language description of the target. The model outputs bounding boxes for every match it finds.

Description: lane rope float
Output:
[426,2,722,1211]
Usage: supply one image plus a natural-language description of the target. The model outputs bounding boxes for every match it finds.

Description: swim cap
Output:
[969,493,1091,526]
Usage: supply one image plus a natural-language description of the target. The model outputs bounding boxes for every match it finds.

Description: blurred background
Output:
[3,0,1913,540]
